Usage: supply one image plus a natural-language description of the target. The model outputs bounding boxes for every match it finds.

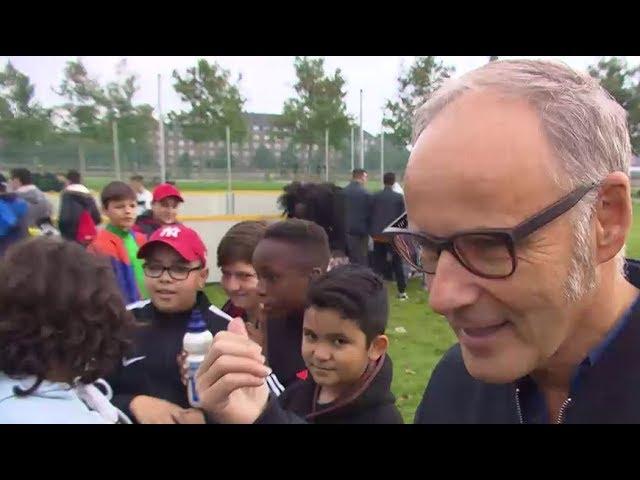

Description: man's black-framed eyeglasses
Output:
[143,263,202,281]
[381,182,599,279]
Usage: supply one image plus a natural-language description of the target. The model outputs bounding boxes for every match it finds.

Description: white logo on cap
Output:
[160,226,181,238]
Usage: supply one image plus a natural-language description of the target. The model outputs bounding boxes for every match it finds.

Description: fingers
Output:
[198,331,263,374]
[197,372,267,408]
[228,317,248,337]
[197,354,271,394]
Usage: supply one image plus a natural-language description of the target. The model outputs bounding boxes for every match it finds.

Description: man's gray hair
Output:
[413,59,632,299]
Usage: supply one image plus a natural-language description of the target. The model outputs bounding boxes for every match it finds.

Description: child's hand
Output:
[196,317,270,424]
[173,408,206,424]
[129,395,184,424]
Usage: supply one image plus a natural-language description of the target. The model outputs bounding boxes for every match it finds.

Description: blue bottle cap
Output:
[187,309,207,333]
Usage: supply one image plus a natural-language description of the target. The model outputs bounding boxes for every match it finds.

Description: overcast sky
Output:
[1,56,639,134]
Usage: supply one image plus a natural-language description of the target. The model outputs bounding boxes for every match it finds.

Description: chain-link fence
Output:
[0,123,409,190]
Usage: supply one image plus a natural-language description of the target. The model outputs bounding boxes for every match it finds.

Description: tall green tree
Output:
[588,57,640,154]
[277,57,352,171]
[169,59,247,144]
[0,61,52,145]
[56,59,156,144]
[54,59,157,169]
[383,57,455,148]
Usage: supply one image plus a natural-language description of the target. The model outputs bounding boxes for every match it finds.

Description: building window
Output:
[264,135,270,141]
[189,149,195,156]
[253,125,260,132]
[253,134,260,141]
[179,149,185,155]
[313,145,319,151]
[209,141,214,147]
[179,140,184,147]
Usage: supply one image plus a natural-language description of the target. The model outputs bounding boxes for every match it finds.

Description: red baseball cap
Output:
[137,225,207,266]
[153,183,184,203]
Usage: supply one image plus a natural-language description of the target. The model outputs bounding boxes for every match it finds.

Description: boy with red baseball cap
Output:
[133,183,184,237]
[107,224,230,424]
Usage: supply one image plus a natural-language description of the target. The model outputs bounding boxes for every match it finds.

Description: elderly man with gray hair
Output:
[189,59,640,426]
[382,59,640,423]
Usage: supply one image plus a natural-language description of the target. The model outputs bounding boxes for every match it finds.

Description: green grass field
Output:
[83,176,388,192]
[84,177,291,192]
[204,202,640,423]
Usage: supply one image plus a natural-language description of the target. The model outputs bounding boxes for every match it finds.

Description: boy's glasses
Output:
[143,264,202,281]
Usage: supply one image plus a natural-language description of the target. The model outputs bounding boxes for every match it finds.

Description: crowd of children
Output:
[0,173,404,424]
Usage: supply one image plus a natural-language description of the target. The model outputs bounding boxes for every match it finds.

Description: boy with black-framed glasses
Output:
[107,224,231,424]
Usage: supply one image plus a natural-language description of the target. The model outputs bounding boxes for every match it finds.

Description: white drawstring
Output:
[74,379,132,424]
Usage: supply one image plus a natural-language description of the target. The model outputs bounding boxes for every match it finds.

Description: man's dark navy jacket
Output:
[415,259,640,424]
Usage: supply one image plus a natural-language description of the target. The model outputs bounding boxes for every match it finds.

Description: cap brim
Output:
[154,194,184,203]
[137,239,199,263]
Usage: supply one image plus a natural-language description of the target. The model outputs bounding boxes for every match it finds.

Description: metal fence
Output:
[0,126,409,188]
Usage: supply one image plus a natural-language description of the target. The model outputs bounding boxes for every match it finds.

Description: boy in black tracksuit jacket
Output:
[252,219,332,389]
[109,291,229,420]
[107,224,229,423]
[254,264,403,424]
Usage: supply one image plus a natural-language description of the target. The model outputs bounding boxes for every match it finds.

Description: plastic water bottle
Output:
[183,309,213,408]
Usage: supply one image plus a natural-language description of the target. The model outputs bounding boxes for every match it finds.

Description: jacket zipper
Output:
[555,397,572,424]
[515,388,524,424]
[515,387,573,424]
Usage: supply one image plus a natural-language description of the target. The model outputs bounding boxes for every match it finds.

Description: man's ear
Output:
[367,335,389,362]
[198,267,209,290]
[594,172,632,266]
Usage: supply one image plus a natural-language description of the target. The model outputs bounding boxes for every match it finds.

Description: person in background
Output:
[56,172,70,189]
[88,181,147,304]
[217,220,269,347]
[133,183,184,238]
[9,167,53,229]
[343,169,371,266]
[130,175,153,217]
[0,173,29,257]
[58,169,101,245]
[370,172,408,300]
[278,181,348,269]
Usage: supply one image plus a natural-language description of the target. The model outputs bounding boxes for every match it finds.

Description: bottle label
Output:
[187,359,201,407]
